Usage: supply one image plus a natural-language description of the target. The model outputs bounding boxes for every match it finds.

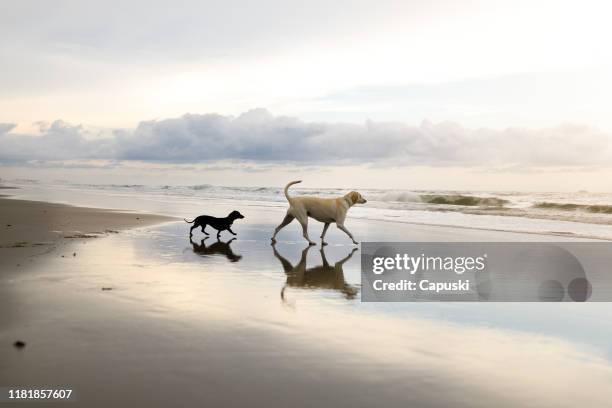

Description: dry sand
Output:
[0,196,174,271]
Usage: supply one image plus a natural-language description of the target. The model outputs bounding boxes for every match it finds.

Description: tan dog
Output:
[271,180,367,246]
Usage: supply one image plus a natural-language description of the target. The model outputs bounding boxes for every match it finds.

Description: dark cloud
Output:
[0,123,16,134]
[0,120,115,162]
[1,110,611,167]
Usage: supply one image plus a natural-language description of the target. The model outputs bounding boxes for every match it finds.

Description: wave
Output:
[421,194,508,207]
[534,202,612,214]
[189,184,213,190]
[113,184,144,188]
[376,191,422,203]
[376,192,509,207]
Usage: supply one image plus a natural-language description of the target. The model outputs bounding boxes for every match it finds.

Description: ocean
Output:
[4,179,612,240]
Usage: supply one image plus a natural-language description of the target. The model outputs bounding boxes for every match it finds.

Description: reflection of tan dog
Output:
[271,180,367,245]
[273,244,359,300]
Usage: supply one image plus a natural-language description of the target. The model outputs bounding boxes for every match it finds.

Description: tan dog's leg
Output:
[337,223,358,245]
[298,216,316,246]
[320,222,330,246]
[271,213,295,243]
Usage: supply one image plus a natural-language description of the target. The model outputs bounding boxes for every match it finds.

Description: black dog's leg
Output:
[190,224,197,237]
[228,227,237,236]
[217,229,222,239]
[201,224,209,235]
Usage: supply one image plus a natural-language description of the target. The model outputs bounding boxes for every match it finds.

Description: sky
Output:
[1,0,612,191]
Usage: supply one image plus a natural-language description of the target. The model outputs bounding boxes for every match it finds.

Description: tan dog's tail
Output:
[284,180,301,202]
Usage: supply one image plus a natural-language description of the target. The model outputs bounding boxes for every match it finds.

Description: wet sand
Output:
[1,196,611,407]
[0,196,174,270]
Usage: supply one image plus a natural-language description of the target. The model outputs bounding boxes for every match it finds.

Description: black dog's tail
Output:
[184,218,195,223]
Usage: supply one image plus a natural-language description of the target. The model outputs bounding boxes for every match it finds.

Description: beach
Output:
[4,1,612,405]
[1,188,612,407]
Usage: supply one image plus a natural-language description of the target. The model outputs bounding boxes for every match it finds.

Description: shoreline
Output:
[0,195,176,271]
[360,215,612,241]
[0,188,601,274]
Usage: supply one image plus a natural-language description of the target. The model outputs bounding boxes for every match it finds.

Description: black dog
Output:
[184,210,245,238]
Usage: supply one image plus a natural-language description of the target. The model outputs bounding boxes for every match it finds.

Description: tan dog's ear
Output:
[349,191,359,204]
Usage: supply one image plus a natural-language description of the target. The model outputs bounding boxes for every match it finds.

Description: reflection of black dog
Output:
[190,237,242,262]
[273,244,358,300]
[184,210,245,238]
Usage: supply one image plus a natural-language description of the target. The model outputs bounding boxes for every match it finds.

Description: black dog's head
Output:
[229,210,245,220]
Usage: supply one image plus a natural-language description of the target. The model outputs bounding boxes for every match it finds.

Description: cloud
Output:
[0,123,16,134]
[1,109,611,167]
[0,120,116,162]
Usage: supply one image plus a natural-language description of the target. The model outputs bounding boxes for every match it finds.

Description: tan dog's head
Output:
[347,191,367,205]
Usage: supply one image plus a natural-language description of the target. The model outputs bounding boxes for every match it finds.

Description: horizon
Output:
[4,176,612,195]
